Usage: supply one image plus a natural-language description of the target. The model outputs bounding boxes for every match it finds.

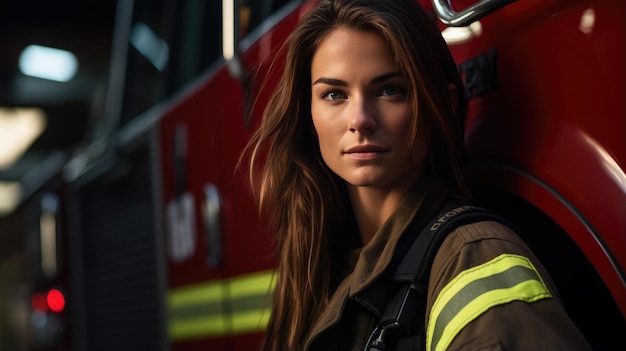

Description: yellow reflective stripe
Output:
[229,271,275,335]
[231,308,272,334]
[168,279,224,309]
[230,270,277,299]
[426,254,552,351]
[169,308,272,339]
[169,315,228,339]
[168,269,275,341]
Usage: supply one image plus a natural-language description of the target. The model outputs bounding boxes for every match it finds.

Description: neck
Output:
[348,185,412,245]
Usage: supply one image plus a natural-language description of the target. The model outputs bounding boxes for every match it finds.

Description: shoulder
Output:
[440,220,530,255]
[424,221,591,351]
[426,219,553,312]
[428,220,549,290]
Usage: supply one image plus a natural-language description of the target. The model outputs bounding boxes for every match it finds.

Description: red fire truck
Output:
[1,0,623,350]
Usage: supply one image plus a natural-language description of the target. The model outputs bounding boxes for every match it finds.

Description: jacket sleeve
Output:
[424,221,592,351]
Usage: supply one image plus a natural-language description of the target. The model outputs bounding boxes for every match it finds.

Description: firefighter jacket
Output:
[304,181,592,351]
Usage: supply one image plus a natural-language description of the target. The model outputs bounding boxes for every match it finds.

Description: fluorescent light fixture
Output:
[19,45,78,82]
[0,108,47,169]
[130,22,169,71]
[442,21,483,45]
[0,182,22,216]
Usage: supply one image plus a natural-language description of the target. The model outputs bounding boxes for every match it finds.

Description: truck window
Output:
[117,0,294,126]
[119,0,221,125]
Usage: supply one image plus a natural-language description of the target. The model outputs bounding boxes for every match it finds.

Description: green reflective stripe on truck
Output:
[168,269,275,340]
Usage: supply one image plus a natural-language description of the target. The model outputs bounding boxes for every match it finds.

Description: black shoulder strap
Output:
[394,205,508,283]
[365,206,511,351]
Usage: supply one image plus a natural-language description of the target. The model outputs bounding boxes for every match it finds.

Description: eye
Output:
[379,85,405,97]
[320,90,347,101]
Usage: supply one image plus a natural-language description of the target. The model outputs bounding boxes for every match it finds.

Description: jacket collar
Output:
[306,180,435,347]
[347,182,430,297]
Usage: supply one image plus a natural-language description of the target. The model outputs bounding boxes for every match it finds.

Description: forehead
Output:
[311,28,397,80]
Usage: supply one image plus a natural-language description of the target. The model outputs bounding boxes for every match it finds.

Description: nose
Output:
[348,97,377,133]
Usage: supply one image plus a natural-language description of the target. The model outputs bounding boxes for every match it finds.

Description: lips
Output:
[344,145,389,160]
[344,144,388,154]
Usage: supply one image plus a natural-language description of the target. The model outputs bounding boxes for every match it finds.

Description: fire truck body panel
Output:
[437,0,626,314]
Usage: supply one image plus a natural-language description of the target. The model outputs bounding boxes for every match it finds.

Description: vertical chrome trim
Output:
[222,0,237,61]
[98,0,134,142]
[203,184,223,268]
[222,0,244,79]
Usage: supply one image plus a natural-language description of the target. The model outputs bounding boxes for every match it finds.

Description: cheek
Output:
[311,113,340,165]
[311,106,336,141]
[311,117,332,154]
[388,109,414,142]
[393,109,425,160]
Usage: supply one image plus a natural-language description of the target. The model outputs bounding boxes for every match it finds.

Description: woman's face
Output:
[311,28,427,192]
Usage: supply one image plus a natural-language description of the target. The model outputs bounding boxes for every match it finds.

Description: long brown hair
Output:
[244,1,468,349]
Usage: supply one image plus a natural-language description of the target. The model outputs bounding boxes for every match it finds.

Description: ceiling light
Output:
[0,107,47,169]
[0,182,22,216]
[19,45,78,82]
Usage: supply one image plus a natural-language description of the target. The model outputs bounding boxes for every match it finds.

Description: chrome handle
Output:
[203,183,222,268]
[432,0,517,26]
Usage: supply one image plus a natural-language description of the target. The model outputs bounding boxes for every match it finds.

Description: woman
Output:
[244,0,591,350]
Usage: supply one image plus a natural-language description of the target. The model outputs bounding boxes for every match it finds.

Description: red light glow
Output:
[47,289,65,313]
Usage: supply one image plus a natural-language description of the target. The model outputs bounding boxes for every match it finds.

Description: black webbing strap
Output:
[367,206,511,350]
[394,205,508,283]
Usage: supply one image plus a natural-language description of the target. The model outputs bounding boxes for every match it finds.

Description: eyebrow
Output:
[312,72,403,86]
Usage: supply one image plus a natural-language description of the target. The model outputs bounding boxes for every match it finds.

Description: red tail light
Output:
[32,288,66,313]
[47,288,65,313]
